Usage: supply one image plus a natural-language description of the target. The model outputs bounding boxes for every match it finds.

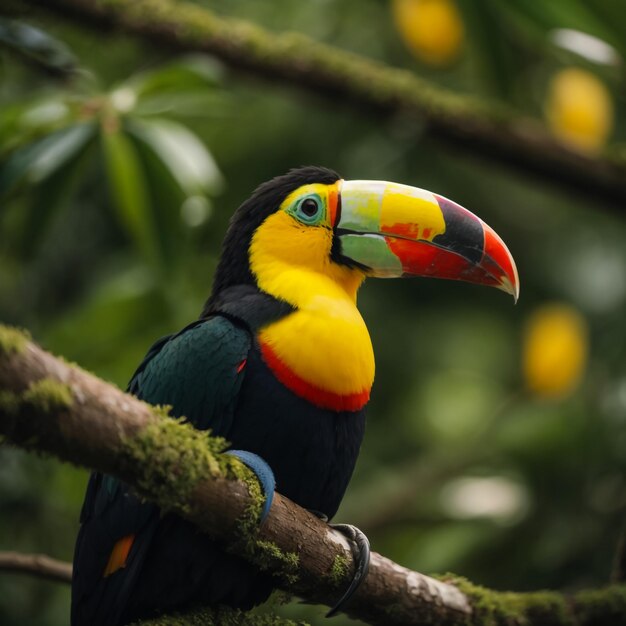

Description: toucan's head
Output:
[209,166,519,305]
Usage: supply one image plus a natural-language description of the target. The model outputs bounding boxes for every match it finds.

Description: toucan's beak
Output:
[336,180,519,301]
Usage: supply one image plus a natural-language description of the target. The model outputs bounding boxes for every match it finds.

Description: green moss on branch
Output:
[234,469,266,541]
[0,378,73,418]
[253,540,300,585]
[130,604,308,625]
[572,586,626,626]
[0,390,20,416]
[121,415,292,582]
[27,0,626,205]
[447,575,567,625]
[443,575,626,626]
[120,410,270,533]
[328,553,350,588]
[22,378,73,413]
[0,378,72,448]
[121,413,230,511]
[0,325,30,357]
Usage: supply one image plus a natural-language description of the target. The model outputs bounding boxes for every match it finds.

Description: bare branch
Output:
[0,551,72,583]
[0,553,306,626]
[0,325,625,625]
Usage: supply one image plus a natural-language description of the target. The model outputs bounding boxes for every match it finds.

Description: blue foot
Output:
[226,450,275,523]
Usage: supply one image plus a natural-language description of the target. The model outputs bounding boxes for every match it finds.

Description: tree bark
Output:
[1,325,625,626]
[12,0,626,207]
[0,551,72,583]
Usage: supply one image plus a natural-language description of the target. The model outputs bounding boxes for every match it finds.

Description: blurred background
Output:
[1,1,626,624]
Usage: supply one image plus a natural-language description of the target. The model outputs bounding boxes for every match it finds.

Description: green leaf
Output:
[18,132,96,258]
[112,56,227,119]
[133,90,228,119]
[126,127,188,267]
[0,122,95,198]
[107,56,224,117]
[0,18,77,76]
[126,118,223,196]
[0,95,73,156]
[101,128,160,267]
[128,56,222,100]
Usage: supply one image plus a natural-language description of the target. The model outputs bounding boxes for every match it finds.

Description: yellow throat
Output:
[249,188,375,410]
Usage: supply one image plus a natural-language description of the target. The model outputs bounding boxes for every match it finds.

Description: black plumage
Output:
[72,167,367,625]
[205,166,340,304]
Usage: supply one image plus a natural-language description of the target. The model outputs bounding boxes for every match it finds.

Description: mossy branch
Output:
[0,324,625,625]
[13,0,626,206]
[128,605,307,626]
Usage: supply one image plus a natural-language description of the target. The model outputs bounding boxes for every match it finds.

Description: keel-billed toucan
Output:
[72,166,518,625]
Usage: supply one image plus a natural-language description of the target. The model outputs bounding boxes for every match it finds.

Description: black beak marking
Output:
[432,197,484,265]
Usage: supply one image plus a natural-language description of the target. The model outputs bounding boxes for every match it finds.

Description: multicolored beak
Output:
[336,180,519,301]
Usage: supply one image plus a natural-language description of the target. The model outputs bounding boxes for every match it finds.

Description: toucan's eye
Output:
[295,195,323,224]
[301,198,318,216]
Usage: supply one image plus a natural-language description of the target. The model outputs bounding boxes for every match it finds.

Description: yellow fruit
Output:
[522,303,588,399]
[392,0,464,66]
[545,67,613,152]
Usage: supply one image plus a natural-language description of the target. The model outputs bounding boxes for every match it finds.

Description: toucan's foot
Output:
[307,516,369,618]
[226,450,275,523]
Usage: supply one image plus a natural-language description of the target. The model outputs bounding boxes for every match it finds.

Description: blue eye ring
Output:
[295,194,323,224]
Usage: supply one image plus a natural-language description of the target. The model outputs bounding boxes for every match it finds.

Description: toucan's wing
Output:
[71,315,251,626]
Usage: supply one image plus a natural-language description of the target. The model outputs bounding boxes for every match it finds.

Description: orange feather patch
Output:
[103,534,135,577]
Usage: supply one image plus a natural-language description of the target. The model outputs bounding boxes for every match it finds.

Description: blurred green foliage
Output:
[1,1,626,625]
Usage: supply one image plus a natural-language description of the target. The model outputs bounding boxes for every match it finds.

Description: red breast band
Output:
[260,341,369,412]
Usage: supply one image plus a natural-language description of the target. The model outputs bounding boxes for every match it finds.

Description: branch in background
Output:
[0,551,72,583]
[17,0,626,207]
[1,325,626,626]
[0,551,305,626]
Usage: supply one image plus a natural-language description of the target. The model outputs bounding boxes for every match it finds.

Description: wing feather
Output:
[71,316,251,626]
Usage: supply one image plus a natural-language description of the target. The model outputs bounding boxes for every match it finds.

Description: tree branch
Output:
[131,606,308,626]
[15,0,626,206]
[0,553,303,626]
[0,551,72,583]
[0,324,625,625]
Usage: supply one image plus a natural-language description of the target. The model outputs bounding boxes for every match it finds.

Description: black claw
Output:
[325,524,370,618]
